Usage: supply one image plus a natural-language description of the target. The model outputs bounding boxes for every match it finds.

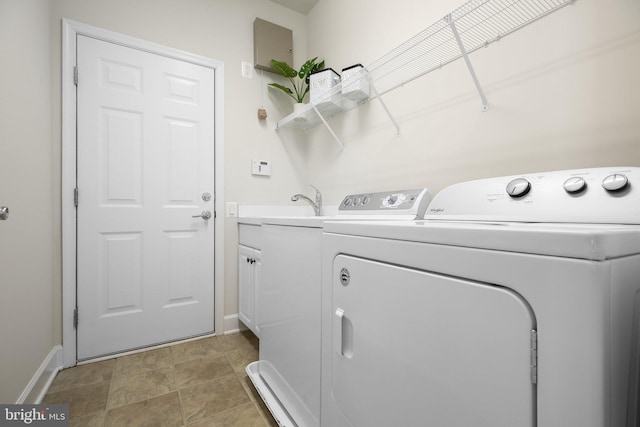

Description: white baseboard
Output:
[17,345,63,404]
[224,313,247,335]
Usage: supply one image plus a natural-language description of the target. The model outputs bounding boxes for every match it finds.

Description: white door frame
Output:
[61,19,225,368]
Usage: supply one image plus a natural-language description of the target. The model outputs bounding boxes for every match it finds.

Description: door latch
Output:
[192,210,212,220]
[0,206,8,220]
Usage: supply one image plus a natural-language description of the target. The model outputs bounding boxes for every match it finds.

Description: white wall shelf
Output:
[275,0,574,148]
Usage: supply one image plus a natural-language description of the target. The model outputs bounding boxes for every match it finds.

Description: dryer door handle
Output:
[335,308,353,358]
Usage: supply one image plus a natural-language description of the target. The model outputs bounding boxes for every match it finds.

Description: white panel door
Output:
[76,35,215,360]
[328,255,536,427]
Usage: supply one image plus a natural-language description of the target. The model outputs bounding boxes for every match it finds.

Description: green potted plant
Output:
[268,57,325,111]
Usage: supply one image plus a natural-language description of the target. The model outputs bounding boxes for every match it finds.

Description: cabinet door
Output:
[329,255,536,427]
[238,245,255,332]
[252,249,262,336]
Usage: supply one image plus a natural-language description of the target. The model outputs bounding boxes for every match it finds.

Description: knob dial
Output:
[506,178,531,198]
[563,177,587,194]
[382,195,396,207]
[602,174,629,192]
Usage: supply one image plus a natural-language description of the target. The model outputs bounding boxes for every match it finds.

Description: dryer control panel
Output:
[338,188,431,218]
[426,167,640,224]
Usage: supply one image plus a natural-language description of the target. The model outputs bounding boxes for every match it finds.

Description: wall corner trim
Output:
[224,313,247,335]
[16,345,63,404]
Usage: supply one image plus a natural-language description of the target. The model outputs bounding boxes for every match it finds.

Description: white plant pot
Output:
[293,102,307,121]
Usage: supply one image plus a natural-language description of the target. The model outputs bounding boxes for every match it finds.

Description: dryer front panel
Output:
[329,255,536,427]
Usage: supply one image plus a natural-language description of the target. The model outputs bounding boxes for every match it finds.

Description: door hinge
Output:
[531,329,538,384]
[74,187,79,207]
[73,307,79,329]
[73,66,78,86]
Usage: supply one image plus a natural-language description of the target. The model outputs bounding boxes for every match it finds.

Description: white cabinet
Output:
[238,223,263,338]
[238,244,261,337]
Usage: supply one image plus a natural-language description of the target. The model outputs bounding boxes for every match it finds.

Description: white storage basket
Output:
[341,64,369,101]
[310,68,340,104]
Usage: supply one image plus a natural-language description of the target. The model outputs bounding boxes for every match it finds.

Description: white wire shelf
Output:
[275,0,574,142]
[275,95,359,130]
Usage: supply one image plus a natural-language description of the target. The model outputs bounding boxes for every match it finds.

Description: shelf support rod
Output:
[368,78,401,135]
[447,15,489,112]
[311,105,344,150]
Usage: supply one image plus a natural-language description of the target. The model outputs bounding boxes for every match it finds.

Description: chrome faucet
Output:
[291,185,322,216]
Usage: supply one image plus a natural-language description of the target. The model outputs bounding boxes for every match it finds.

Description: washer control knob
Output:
[602,174,629,192]
[362,196,371,206]
[506,178,531,198]
[563,177,587,194]
[343,198,352,207]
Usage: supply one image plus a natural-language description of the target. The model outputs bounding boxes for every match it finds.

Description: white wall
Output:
[0,0,55,403]
[304,0,640,202]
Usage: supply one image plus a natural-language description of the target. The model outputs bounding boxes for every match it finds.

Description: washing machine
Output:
[246,188,432,427]
[321,167,640,427]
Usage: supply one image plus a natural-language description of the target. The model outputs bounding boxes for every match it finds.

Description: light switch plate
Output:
[226,202,238,217]
[252,160,271,176]
[241,61,253,78]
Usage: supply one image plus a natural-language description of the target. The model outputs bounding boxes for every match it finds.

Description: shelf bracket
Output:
[311,104,344,150]
[368,79,401,136]
[447,14,489,112]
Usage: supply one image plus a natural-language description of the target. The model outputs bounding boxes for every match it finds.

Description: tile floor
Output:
[43,331,277,427]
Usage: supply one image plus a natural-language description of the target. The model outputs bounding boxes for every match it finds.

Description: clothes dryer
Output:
[321,167,640,427]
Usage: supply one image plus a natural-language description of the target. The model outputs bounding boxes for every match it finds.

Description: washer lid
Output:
[323,220,640,260]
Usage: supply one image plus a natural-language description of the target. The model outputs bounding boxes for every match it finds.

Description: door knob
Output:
[192,210,212,220]
[0,206,8,220]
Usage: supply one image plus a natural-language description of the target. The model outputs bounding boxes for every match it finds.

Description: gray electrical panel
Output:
[254,18,293,73]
